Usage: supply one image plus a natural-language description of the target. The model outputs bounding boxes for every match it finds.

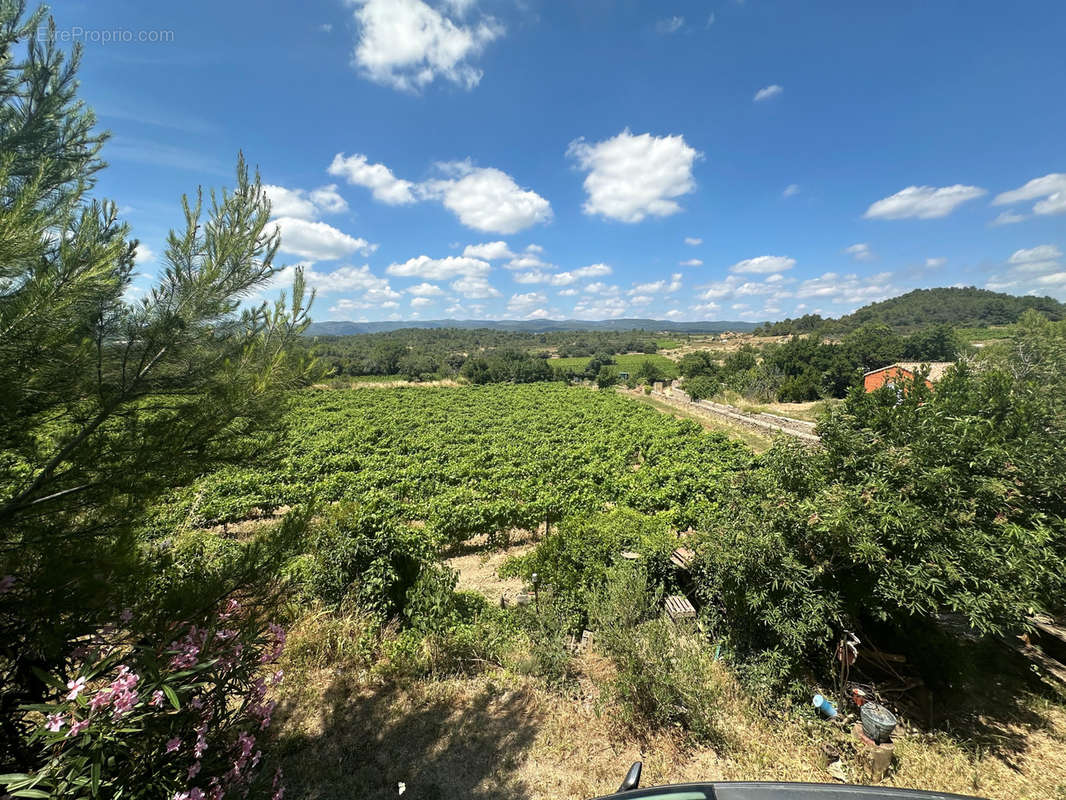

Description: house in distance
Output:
[863,362,953,393]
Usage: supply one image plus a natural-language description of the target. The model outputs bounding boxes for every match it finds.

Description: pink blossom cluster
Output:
[86,664,141,719]
[169,626,209,669]
[261,622,286,664]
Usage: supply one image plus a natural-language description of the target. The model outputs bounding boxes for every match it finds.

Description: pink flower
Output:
[272,767,285,800]
[45,713,65,732]
[219,598,240,620]
[89,688,113,711]
[216,628,238,641]
[188,761,202,780]
[111,688,139,717]
[261,623,286,664]
[0,574,14,593]
[270,669,284,685]
[190,695,204,710]
[66,676,87,700]
[188,790,204,800]
[194,723,208,758]
[67,718,89,737]
[150,689,165,707]
[165,737,182,754]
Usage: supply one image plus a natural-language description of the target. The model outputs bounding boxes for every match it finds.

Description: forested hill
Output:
[758,287,1066,335]
[304,318,760,336]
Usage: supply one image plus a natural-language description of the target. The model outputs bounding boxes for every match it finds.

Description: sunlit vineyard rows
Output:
[151,384,753,545]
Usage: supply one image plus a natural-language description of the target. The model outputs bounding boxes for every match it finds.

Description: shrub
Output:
[590,567,725,743]
[1,599,287,800]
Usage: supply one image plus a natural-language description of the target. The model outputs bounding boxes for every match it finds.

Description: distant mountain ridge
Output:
[304,318,761,336]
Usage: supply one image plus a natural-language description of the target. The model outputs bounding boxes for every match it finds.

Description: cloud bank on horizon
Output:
[81,0,1066,323]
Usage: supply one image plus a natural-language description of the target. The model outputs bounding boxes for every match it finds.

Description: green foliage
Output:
[0,0,315,775]
[683,374,719,402]
[590,567,725,742]
[693,312,1066,693]
[500,509,677,631]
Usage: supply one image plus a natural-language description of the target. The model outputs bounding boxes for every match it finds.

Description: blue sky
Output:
[61,0,1066,322]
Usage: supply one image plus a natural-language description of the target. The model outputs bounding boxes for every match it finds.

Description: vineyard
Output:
[151,384,752,543]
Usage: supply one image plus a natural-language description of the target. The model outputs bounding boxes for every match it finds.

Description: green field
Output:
[149,383,748,539]
[548,352,679,379]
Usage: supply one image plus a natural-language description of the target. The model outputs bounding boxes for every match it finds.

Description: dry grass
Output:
[271,639,1066,800]
[444,532,537,606]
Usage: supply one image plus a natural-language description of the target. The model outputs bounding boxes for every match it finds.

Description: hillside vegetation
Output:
[758,287,1066,335]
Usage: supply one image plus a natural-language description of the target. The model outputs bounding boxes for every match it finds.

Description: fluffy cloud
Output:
[450,275,501,298]
[567,129,701,223]
[462,241,514,260]
[328,153,416,204]
[422,161,552,234]
[273,264,400,306]
[270,217,375,261]
[698,274,793,303]
[782,183,800,198]
[506,291,548,316]
[753,84,783,102]
[656,16,684,33]
[386,254,490,280]
[987,245,1065,293]
[264,184,348,219]
[844,243,874,262]
[505,252,553,271]
[684,237,702,246]
[864,185,986,219]
[665,309,683,319]
[349,0,503,92]
[925,257,947,268]
[629,273,681,295]
[411,296,432,308]
[407,282,446,296]
[582,281,621,296]
[572,296,628,318]
[993,173,1066,216]
[990,211,1025,226]
[730,255,796,274]
[679,258,703,267]
[515,263,612,286]
[795,272,897,305]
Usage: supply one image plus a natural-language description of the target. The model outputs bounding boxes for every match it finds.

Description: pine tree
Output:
[0,2,314,762]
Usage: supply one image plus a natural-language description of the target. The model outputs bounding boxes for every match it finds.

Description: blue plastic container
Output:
[812,693,838,718]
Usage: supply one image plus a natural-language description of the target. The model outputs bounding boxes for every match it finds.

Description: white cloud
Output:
[567,129,701,223]
[308,184,348,214]
[349,0,504,92]
[665,308,683,319]
[684,236,702,245]
[795,271,897,306]
[656,16,684,33]
[504,252,553,271]
[328,153,416,205]
[270,217,375,260]
[753,84,783,102]
[264,184,348,220]
[421,161,552,234]
[990,210,1026,226]
[993,173,1066,210]
[462,240,514,260]
[407,282,446,296]
[864,184,986,220]
[679,258,703,267]
[730,255,796,274]
[782,183,800,198]
[506,291,548,316]
[516,263,612,286]
[583,282,620,296]
[386,254,490,280]
[451,275,500,298]
[557,288,579,297]
[844,243,874,262]
[629,272,681,295]
[274,264,399,301]
[411,296,432,308]
[572,295,628,318]
[629,295,654,306]
[134,243,155,265]
[987,245,1065,294]
[925,257,947,268]
[1035,192,1066,215]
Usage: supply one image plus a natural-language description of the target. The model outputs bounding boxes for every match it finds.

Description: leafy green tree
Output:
[635,359,665,383]
[679,350,718,379]
[842,323,904,372]
[595,365,618,389]
[0,2,313,767]
[903,323,961,361]
[683,375,718,402]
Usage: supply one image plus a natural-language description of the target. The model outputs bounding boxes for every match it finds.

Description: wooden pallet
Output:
[670,547,695,570]
[665,594,696,621]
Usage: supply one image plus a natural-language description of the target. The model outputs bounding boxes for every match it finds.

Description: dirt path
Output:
[444,532,537,606]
